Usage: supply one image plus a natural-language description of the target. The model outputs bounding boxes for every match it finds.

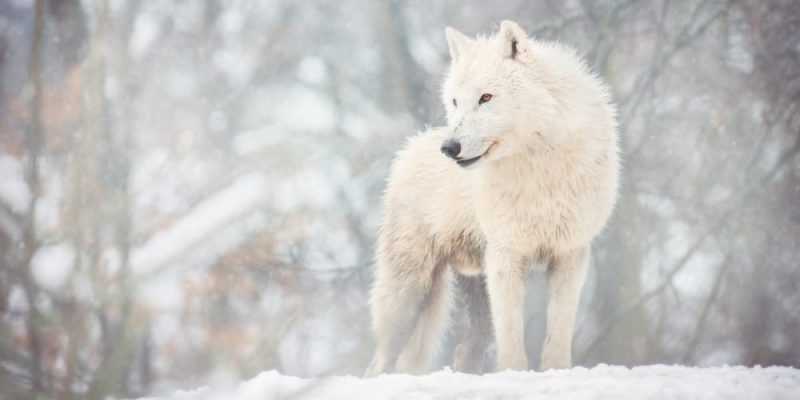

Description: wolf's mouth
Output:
[454,141,497,168]
[456,156,481,168]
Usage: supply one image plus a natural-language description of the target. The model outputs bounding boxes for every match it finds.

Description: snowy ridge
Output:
[143,365,800,400]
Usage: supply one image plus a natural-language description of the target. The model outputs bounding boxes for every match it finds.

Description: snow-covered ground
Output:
[143,365,799,400]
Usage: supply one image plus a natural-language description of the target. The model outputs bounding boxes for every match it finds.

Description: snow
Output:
[130,172,267,276]
[30,243,75,291]
[270,86,337,132]
[140,365,800,400]
[212,48,256,87]
[296,56,329,86]
[0,154,31,213]
[232,126,284,155]
[217,8,245,36]
[130,14,161,58]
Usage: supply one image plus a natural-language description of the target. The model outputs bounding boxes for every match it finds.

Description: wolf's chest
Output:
[472,182,586,251]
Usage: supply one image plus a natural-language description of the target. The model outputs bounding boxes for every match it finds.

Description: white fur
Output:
[365,20,619,376]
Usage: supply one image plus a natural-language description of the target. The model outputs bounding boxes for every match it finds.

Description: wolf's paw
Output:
[540,352,571,371]
[452,342,488,374]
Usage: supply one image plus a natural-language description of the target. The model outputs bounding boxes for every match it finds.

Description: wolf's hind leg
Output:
[365,255,441,377]
[452,274,492,374]
[540,246,588,370]
[396,264,453,374]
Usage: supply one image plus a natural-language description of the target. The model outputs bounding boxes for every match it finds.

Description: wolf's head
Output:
[440,21,559,168]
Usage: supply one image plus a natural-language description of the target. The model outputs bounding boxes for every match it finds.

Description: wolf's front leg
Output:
[485,248,528,371]
[540,246,589,370]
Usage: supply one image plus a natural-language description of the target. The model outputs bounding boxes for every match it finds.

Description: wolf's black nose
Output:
[441,139,461,159]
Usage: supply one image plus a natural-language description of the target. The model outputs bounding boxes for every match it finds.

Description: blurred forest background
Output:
[1,0,798,398]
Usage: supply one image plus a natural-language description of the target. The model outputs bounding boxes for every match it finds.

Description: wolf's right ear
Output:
[445,27,472,62]
[498,20,531,61]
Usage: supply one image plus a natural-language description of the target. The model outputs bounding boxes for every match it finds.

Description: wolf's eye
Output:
[452,98,457,107]
[479,93,493,105]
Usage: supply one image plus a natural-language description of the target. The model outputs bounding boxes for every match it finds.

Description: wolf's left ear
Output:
[445,27,473,62]
[498,20,531,61]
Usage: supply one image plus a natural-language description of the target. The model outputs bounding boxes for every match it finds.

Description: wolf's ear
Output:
[498,20,530,61]
[445,27,472,62]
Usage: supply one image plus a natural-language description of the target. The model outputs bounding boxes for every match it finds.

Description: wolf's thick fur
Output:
[366,21,619,376]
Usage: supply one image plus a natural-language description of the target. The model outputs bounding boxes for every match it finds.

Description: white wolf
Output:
[365,20,619,376]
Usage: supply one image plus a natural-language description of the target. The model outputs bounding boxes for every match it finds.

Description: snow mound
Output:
[142,365,799,400]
